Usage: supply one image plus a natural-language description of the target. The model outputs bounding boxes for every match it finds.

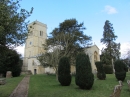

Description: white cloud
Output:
[15,45,25,57]
[98,44,106,54]
[103,5,118,14]
[97,42,130,58]
[120,42,130,58]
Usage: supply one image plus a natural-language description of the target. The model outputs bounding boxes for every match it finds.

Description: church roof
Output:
[85,45,100,50]
[28,20,47,28]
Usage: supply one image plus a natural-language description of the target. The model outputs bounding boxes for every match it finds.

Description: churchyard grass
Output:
[28,72,130,97]
[0,75,24,97]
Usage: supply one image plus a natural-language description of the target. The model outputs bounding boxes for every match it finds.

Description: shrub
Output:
[124,65,128,72]
[115,71,126,81]
[75,52,94,89]
[58,56,71,86]
[104,65,113,74]
[12,63,22,77]
[114,60,126,81]
[0,47,22,77]
[95,61,106,80]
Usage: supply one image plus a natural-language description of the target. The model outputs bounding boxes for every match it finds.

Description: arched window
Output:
[94,51,98,61]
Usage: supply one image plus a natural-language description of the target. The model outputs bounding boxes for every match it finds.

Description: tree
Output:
[0,0,33,76]
[0,47,22,77]
[0,0,33,48]
[75,52,94,89]
[95,61,106,80]
[58,56,71,86]
[38,48,61,77]
[48,18,91,58]
[100,20,120,66]
[114,60,127,81]
[38,19,92,76]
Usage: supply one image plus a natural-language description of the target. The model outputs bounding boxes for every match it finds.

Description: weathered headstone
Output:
[127,80,130,91]
[110,85,122,97]
[119,80,123,86]
[0,78,6,85]
[6,71,12,78]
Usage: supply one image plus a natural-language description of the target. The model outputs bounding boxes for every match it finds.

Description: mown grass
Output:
[28,72,130,97]
[0,75,25,97]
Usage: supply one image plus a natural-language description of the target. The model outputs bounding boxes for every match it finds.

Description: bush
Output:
[124,65,128,72]
[58,56,71,86]
[115,71,126,81]
[12,63,22,77]
[75,52,94,89]
[0,47,22,77]
[95,61,106,80]
[114,60,126,81]
[104,65,113,74]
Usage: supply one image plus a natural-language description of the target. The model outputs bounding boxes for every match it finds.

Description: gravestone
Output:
[127,80,130,91]
[0,78,6,85]
[6,71,12,78]
[119,80,123,86]
[110,85,122,97]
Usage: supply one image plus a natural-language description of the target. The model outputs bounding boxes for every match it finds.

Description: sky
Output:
[15,0,130,58]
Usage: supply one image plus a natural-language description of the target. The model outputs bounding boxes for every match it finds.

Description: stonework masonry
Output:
[22,21,47,74]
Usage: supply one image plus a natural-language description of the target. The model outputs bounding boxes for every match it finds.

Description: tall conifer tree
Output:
[100,20,120,66]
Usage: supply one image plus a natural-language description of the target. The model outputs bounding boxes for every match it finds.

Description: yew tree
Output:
[58,56,71,86]
[75,52,94,89]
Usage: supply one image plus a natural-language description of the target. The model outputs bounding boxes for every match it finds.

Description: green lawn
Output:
[0,75,25,97]
[28,72,130,97]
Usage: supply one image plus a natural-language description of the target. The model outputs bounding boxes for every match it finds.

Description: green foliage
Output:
[38,49,61,77]
[58,56,71,86]
[124,65,128,72]
[115,72,126,81]
[95,61,106,80]
[0,47,22,77]
[0,0,32,77]
[0,0,33,48]
[100,20,120,65]
[38,19,92,77]
[101,20,117,44]
[46,18,92,65]
[75,52,94,89]
[103,65,113,74]
[114,60,126,81]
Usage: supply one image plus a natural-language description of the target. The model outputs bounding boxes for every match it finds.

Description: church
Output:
[22,21,100,75]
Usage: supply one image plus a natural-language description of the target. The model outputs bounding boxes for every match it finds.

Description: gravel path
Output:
[9,75,30,97]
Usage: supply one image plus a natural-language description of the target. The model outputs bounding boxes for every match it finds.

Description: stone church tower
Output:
[22,21,47,74]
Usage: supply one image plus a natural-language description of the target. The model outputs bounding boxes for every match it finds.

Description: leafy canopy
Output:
[38,19,92,76]
[0,0,33,48]
[47,18,91,58]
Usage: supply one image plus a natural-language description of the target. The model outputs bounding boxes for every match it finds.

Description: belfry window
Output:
[40,31,43,36]
[30,41,32,45]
